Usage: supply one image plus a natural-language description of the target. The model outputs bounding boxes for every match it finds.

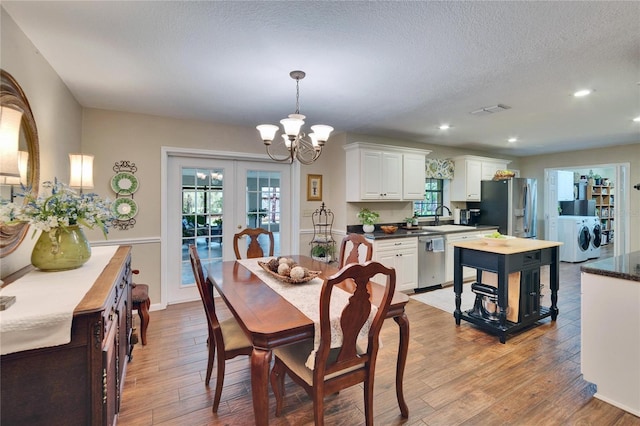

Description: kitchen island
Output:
[580,251,640,416]
[345,224,499,291]
[450,238,562,343]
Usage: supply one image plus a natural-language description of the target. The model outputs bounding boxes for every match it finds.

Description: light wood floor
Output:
[118,245,639,425]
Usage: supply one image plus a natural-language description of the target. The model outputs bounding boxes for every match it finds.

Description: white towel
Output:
[432,238,445,252]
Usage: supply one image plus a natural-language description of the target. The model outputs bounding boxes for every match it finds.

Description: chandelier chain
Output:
[295,77,300,115]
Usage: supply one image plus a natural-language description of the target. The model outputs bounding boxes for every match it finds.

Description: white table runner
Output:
[237,258,376,369]
[0,246,119,355]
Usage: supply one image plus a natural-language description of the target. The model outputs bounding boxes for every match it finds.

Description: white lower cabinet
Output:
[582,272,640,416]
[444,232,485,284]
[371,237,418,292]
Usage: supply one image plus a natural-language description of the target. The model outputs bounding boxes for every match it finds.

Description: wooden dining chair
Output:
[188,245,253,412]
[130,269,150,345]
[338,233,373,268]
[233,228,275,259]
[270,261,396,426]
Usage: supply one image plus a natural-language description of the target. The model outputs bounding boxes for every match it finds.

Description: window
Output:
[414,178,443,217]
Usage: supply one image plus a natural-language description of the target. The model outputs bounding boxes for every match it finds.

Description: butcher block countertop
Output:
[450,238,562,255]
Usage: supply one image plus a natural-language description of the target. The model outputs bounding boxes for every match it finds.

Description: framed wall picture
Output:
[307,174,322,201]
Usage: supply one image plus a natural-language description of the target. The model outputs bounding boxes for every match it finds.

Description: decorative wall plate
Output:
[112,198,138,220]
[111,172,139,195]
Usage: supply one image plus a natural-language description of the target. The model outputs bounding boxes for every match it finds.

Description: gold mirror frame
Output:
[0,69,40,257]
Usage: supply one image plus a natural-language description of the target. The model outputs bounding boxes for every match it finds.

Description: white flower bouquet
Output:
[0,179,114,237]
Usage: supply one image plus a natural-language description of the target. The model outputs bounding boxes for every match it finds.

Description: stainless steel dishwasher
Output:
[417,235,445,290]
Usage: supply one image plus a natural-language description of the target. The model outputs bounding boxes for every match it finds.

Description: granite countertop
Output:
[580,250,640,282]
[346,224,499,240]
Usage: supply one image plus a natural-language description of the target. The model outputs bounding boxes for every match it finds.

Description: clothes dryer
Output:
[557,216,591,263]
[587,216,602,259]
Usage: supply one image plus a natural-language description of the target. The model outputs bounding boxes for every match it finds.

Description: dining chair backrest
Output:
[316,261,395,381]
[338,233,373,268]
[233,228,275,259]
[270,260,397,425]
[189,245,221,334]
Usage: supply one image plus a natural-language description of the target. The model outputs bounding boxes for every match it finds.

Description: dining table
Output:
[207,255,410,426]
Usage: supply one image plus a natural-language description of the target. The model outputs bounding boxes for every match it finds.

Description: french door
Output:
[166,155,291,304]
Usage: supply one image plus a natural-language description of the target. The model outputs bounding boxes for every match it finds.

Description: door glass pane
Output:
[181,168,224,286]
[246,170,280,256]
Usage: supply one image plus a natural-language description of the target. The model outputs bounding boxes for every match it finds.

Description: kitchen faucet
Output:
[434,205,451,226]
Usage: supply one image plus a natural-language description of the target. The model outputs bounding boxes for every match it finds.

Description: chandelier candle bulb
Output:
[310,124,333,143]
[256,124,279,144]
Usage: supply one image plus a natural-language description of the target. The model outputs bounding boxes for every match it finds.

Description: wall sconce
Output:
[69,153,94,190]
[0,106,24,178]
[0,151,28,186]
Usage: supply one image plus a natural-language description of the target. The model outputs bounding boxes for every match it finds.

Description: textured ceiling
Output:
[3,1,639,157]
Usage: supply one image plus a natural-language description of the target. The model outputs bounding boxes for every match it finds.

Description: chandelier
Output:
[256,70,333,165]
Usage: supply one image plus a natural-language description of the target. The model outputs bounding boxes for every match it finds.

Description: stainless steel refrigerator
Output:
[478,178,537,238]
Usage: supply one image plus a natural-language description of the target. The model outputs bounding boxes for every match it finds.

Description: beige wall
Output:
[1,9,82,276]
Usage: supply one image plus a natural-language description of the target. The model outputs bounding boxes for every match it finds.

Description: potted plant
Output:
[311,244,335,263]
[593,174,602,185]
[404,216,414,228]
[357,208,379,233]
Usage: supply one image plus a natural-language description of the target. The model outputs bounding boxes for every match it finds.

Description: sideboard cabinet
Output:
[1,245,133,425]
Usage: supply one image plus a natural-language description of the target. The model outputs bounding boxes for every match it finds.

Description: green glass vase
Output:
[31,225,92,271]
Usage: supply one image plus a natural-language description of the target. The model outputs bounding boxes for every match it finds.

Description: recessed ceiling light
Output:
[573,89,593,97]
[507,137,518,143]
[633,116,640,122]
[438,124,451,130]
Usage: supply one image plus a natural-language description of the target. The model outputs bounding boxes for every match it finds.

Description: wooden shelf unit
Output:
[588,184,614,238]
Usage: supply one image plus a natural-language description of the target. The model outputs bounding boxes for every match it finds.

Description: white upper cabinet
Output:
[345,143,430,202]
[556,170,575,201]
[360,150,402,200]
[481,161,508,181]
[403,153,427,200]
[451,157,482,201]
[450,155,511,201]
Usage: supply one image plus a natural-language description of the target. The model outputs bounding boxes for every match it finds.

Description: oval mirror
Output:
[0,69,40,257]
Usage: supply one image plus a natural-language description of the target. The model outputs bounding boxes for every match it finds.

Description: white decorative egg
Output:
[277,263,290,276]
[289,266,306,280]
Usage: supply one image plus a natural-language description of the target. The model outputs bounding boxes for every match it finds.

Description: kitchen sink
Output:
[421,225,476,232]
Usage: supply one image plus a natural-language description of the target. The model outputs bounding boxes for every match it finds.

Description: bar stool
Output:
[131,270,150,345]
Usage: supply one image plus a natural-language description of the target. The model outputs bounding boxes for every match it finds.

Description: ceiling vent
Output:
[470,104,512,116]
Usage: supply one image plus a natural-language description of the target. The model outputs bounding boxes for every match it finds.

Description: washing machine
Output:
[587,216,602,259]
[557,216,591,262]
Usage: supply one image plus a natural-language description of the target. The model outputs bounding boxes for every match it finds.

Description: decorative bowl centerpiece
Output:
[258,257,322,284]
[380,225,398,234]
